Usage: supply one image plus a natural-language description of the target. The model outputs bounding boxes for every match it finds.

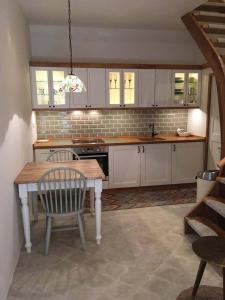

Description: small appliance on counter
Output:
[176,128,192,137]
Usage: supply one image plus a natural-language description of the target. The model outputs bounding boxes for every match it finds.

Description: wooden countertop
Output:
[15,160,105,184]
[33,135,206,149]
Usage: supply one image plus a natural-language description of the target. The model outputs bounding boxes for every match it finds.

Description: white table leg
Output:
[19,185,32,253]
[90,188,95,216]
[95,180,102,245]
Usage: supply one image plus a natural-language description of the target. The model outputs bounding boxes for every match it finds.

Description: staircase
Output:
[182,0,225,159]
[184,158,225,237]
[182,1,225,237]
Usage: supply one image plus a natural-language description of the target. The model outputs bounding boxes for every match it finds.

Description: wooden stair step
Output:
[217,176,225,183]
[186,216,225,236]
[203,26,225,34]
[195,14,225,24]
[186,217,218,236]
[205,195,225,217]
[210,38,225,47]
[197,4,225,14]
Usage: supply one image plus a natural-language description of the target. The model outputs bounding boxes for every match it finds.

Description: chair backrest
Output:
[37,167,87,215]
[47,149,79,162]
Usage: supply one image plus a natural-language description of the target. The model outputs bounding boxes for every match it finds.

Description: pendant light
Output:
[59,0,86,93]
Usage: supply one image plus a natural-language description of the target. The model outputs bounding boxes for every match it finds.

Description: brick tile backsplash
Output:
[36,109,188,139]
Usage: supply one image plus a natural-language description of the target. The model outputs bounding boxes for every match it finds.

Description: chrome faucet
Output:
[149,123,158,137]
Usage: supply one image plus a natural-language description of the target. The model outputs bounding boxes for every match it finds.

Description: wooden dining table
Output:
[15,159,105,253]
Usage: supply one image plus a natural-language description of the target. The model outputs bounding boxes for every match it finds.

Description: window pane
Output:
[37,95,49,105]
[124,72,135,105]
[52,71,66,106]
[109,72,120,105]
[174,72,185,105]
[36,70,48,82]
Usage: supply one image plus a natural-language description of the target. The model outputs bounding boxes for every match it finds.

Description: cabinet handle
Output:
[218,147,221,150]
[85,105,88,108]
[49,106,51,108]
[53,105,55,108]
[152,104,155,107]
[49,149,55,152]
[138,146,140,153]
[173,144,176,152]
[89,105,92,108]
[120,105,122,107]
[124,105,126,107]
[142,146,145,153]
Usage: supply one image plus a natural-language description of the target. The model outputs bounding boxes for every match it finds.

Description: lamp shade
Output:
[59,74,87,93]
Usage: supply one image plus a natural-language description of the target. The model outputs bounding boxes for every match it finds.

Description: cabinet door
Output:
[109,145,141,188]
[106,69,122,107]
[172,142,204,184]
[123,70,138,107]
[155,70,172,107]
[139,70,155,107]
[31,67,52,109]
[51,68,70,108]
[69,68,88,108]
[34,148,72,161]
[186,71,201,107]
[88,68,106,108]
[141,144,172,186]
[171,71,186,107]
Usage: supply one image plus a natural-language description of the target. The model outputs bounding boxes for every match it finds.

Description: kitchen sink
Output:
[72,138,105,144]
[137,137,165,142]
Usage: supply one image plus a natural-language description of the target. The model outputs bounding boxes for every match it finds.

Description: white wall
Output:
[187,68,212,137]
[30,25,205,64]
[0,0,32,299]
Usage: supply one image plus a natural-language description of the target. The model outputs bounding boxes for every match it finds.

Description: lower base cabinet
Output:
[109,142,204,188]
[141,144,172,186]
[109,145,141,188]
[172,142,204,184]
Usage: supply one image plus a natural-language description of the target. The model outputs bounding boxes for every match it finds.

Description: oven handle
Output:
[79,155,108,158]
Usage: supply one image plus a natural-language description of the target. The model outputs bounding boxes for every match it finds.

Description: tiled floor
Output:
[7,204,222,300]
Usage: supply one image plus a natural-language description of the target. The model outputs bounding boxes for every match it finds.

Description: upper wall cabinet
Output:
[31,67,69,109]
[87,68,106,108]
[106,69,138,107]
[172,71,201,107]
[155,70,172,107]
[138,70,155,107]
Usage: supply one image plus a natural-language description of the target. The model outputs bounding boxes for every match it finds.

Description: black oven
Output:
[72,147,108,179]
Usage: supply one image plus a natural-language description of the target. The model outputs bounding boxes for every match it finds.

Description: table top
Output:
[15,160,105,184]
[192,236,225,267]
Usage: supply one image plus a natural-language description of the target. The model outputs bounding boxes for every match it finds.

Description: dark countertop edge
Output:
[33,136,206,149]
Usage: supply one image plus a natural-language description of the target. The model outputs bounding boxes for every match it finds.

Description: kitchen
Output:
[1,0,225,299]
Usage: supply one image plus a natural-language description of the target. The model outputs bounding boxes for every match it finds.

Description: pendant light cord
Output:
[68,0,73,75]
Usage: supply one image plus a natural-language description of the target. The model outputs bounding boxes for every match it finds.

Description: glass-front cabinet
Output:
[31,67,69,109]
[172,71,201,107]
[107,69,138,107]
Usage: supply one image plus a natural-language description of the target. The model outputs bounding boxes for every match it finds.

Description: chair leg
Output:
[90,188,95,216]
[77,214,86,250]
[192,260,207,298]
[32,192,39,221]
[45,216,52,255]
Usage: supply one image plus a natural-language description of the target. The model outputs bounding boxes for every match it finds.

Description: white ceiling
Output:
[18,0,205,30]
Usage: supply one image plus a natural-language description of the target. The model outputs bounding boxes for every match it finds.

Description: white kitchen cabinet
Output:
[141,144,172,186]
[171,70,201,107]
[31,67,70,109]
[106,69,139,107]
[34,148,72,161]
[155,70,172,107]
[172,142,204,184]
[109,145,141,188]
[69,68,88,108]
[138,70,155,107]
[88,68,106,108]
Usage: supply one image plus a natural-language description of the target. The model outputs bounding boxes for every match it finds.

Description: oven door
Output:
[77,152,108,178]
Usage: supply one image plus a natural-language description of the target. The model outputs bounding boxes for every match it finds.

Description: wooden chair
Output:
[46,149,80,161]
[37,167,87,255]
